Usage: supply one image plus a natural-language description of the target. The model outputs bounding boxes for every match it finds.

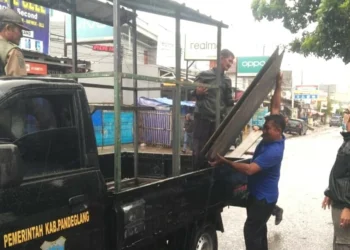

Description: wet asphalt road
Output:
[218,127,342,250]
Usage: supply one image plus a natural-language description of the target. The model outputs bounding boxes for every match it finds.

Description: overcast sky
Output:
[53,0,350,90]
[146,0,350,90]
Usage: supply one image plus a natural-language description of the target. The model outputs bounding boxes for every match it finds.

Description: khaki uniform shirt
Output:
[5,48,27,76]
[0,35,27,76]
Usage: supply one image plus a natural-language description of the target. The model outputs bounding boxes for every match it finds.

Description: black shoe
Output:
[275,207,283,225]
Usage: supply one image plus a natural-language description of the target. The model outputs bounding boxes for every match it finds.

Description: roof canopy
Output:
[27,0,228,28]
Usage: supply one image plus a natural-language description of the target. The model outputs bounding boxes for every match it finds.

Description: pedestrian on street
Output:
[322,115,350,250]
[182,113,193,153]
[209,72,286,250]
[191,49,235,170]
[0,8,29,76]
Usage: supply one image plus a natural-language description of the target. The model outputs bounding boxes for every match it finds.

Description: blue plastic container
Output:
[91,110,134,146]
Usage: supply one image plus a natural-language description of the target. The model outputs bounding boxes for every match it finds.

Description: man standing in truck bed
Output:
[191,49,235,170]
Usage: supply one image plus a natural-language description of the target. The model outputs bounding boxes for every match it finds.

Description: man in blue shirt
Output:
[210,72,285,250]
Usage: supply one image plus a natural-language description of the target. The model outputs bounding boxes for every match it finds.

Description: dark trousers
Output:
[244,196,276,250]
[192,117,216,170]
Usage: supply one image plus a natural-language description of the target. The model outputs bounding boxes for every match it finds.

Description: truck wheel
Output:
[190,225,218,250]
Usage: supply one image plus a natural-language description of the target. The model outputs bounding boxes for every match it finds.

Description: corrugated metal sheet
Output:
[27,0,228,28]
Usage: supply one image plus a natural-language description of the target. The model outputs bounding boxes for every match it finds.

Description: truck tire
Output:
[190,224,218,250]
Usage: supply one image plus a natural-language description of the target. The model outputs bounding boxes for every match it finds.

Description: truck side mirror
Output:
[0,144,24,189]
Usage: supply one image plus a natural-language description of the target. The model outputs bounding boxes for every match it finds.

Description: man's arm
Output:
[210,145,282,175]
[5,49,27,76]
[210,155,261,175]
[226,161,261,175]
[270,72,283,115]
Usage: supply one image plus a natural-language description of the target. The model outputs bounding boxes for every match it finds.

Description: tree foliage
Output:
[251,0,350,63]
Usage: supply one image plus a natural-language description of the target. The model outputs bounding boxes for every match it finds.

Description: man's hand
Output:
[322,196,332,210]
[340,208,350,228]
[253,125,260,131]
[208,154,226,167]
[196,86,208,96]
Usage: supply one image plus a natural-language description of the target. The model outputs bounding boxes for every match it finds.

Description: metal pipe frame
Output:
[52,72,219,89]
[113,0,122,192]
[61,1,225,192]
[215,27,222,128]
[85,85,218,91]
[71,0,78,74]
[132,9,139,184]
[185,61,195,100]
[172,9,181,176]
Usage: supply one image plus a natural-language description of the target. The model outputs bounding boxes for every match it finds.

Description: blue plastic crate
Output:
[91,110,134,146]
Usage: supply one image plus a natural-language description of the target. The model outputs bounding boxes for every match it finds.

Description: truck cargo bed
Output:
[106,177,160,192]
[98,145,193,181]
[97,144,191,156]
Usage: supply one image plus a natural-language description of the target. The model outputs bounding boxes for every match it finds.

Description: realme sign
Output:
[184,34,217,61]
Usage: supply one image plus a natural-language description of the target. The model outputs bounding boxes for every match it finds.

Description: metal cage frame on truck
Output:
[25,0,229,192]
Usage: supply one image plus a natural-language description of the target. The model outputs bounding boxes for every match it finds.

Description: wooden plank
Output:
[225,130,262,159]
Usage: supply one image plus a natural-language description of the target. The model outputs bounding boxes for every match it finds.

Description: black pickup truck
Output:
[0,77,248,250]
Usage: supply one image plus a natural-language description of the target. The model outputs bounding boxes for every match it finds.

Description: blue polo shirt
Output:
[247,136,285,203]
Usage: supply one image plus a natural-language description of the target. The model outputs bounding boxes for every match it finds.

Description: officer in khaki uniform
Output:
[0,8,29,76]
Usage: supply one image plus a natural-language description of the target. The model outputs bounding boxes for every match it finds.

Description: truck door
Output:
[0,86,106,250]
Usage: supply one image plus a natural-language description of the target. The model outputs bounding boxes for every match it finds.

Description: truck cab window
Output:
[0,95,80,177]
[11,97,58,138]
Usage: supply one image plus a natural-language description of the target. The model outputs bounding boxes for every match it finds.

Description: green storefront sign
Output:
[237,56,269,76]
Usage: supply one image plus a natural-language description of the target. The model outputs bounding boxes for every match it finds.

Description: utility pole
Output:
[326,84,331,122]
[301,69,304,85]
[262,45,265,56]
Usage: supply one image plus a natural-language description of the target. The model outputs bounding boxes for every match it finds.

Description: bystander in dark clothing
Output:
[323,119,350,249]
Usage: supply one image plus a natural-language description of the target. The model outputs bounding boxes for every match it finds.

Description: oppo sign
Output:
[237,56,269,76]
[242,61,266,68]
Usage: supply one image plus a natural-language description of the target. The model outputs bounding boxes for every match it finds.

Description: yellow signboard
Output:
[294,90,319,95]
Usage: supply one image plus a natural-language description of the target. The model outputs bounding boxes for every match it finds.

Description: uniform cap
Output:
[0,8,30,31]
